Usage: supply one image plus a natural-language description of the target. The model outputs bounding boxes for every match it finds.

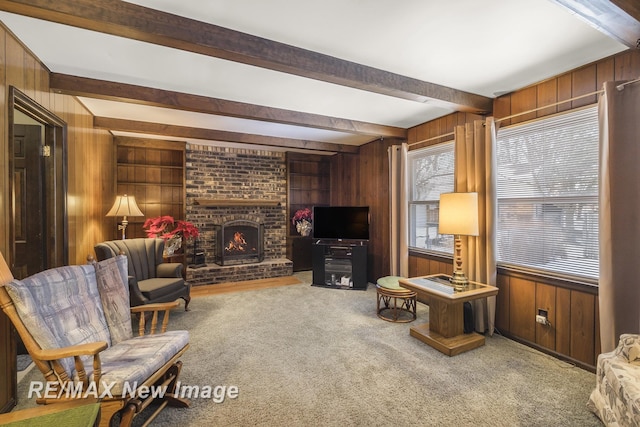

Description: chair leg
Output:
[118,401,140,427]
[182,295,191,311]
[165,361,190,408]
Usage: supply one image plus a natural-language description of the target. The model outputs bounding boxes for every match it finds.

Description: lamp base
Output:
[449,270,469,292]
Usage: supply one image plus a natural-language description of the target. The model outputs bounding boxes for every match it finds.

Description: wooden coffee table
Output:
[399,274,498,356]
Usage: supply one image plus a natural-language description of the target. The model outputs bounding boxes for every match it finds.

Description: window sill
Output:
[408,250,598,294]
[408,248,452,263]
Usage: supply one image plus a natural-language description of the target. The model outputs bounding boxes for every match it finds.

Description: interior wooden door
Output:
[12,124,46,279]
[0,124,43,414]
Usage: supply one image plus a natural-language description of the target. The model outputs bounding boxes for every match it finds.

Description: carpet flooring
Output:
[15,272,602,426]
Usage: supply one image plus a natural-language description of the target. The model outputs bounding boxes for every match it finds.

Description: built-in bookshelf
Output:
[114,137,186,239]
[286,152,331,271]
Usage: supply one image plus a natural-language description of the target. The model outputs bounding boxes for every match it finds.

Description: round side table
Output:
[376,276,417,323]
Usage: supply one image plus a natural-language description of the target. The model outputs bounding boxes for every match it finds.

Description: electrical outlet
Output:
[536,308,550,326]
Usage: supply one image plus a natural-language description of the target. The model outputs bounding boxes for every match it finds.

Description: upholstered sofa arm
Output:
[157,262,183,278]
[615,334,640,364]
[127,276,150,306]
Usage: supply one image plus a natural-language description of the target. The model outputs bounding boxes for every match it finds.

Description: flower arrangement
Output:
[291,208,312,225]
[143,215,200,240]
[292,208,313,236]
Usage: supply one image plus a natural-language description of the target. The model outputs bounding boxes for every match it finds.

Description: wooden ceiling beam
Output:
[549,0,640,49]
[0,0,492,113]
[51,73,406,138]
[94,117,361,154]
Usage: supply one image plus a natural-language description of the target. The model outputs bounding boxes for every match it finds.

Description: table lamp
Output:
[438,192,479,291]
[106,194,144,239]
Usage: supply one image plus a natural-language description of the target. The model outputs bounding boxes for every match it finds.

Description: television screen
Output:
[312,206,370,240]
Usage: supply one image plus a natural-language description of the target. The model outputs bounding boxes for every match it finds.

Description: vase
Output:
[296,220,312,237]
[164,236,182,257]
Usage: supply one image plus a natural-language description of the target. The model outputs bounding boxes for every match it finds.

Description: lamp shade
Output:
[438,192,479,236]
[0,251,14,286]
[106,194,144,217]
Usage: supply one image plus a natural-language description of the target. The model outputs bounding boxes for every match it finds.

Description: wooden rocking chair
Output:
[0,252,190,427]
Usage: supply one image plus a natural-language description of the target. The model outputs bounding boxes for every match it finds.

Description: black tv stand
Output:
[312,240,367,290]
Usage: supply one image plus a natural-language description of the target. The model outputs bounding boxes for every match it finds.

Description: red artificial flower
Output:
[143,216,200,240]
[292,208,313,226]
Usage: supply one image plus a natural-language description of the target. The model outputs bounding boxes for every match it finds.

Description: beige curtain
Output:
[598,81,640,353]
[454,119,498,335]
[388,143,409,277]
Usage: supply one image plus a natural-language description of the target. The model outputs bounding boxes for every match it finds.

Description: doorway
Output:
[8,87,68,278]
[1,88,68,413]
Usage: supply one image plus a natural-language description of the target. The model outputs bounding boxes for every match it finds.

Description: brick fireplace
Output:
[184,144,293,286]
[214,219,264,266]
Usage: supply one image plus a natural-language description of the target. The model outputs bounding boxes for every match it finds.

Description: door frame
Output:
[8,86,68,272]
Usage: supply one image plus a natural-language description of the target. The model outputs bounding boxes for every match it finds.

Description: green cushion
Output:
[377,276,405,290]
[4,402,100,427]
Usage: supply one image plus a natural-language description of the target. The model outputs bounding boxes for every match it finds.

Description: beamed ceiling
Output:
[0,0,637,154]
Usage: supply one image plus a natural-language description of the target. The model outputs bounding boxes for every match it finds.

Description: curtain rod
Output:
[497,76,640,122]
[616,76,640,91]
[409,89,602,147]
[409,77,638,147]
[495,89,603,123]
[408,131,454,147]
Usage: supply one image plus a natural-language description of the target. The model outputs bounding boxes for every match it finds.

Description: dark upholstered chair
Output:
[94,238,191,311]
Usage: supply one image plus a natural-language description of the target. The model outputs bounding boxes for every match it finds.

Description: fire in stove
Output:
[225,231,255,253]
[214,219,264,266]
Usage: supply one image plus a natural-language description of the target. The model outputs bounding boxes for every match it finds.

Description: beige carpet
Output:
[16,272,602,426]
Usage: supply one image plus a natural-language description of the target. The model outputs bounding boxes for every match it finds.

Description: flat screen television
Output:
[312,206,370,241]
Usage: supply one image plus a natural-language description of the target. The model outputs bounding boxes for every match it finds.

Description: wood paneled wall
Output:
[0,23,115,264]
[407,112,484,150]
[0,23,115,411]
[330,138,401,282]
[494,50,640,127]
[407,49,640,370]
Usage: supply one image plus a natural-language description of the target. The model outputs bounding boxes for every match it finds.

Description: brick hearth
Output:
[187,259,293,286]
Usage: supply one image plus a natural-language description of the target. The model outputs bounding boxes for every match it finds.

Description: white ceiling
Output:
[0,0,628,153]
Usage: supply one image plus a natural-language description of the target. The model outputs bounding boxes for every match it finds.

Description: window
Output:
[496,106,599,280]
[408,142,455,253]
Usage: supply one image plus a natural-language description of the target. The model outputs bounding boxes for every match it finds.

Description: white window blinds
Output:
[496,106,599,280]
[408,142,455,253]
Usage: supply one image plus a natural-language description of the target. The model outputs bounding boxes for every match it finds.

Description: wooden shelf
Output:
[117,163,183,170]
[115,139,186,240]
[194,198,281,207]
[286,153,331,271]
[118,182,183,187]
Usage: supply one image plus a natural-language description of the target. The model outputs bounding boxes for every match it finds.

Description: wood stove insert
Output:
[214,219,264,266]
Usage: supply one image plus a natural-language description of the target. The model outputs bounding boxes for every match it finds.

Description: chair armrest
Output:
[157,262,183,278]
[131,301,180,336]
[127,276,149,306]
[130,301,180,313]
[31,342,108,360]
[616,334,640,364]
[31,342,108,387]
